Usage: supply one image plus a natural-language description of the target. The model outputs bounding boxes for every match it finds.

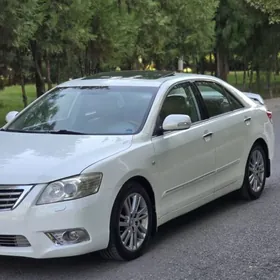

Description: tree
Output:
[159,0,219,70]
[215,0,263,81]
[29,0,94,97]
[0,0,41,101]
[245,0,280,23]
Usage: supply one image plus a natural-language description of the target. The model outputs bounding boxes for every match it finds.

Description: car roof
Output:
[57,71,218,88]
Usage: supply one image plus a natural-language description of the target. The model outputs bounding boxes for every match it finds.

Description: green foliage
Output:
[0,0,40,48]
[33,0,94,54]
[0,0,280,101]
[170,0,218,55]
[216,0,261,51]
[245,0,280,23]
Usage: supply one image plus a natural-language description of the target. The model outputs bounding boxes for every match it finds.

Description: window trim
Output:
[193,80,246,120]
[188,82,209,120]
[223,87,244,110]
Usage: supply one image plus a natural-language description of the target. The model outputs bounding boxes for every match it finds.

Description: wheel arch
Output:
[252,138,270,178]
[113,175,158,236]
[126,176,157,236]
[101,174,158,260]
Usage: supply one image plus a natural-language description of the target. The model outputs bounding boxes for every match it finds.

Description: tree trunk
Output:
[216,51,220,77]
[256,65,261,93]
[20,72,28,108]
[8,73,12,86]
[45,57,52,90]
[199,56,206,74]
[84,47,90,76]
[216,46,228,81]
[95,62,101,73]
[214,52,218,76]
[276,58,279,75]
[274,52,279,75]
[234,69,238,85]
[242,61,247,90]
[195,57,199,73]
[126,0,132,13]
[224,56,229,80]
[249,69,254,90]
[209,53,214,76]
[78,56,84,77]
[117,0,121,12]
[154,56,165,70]
[132,60,141,70]
[266,69,273,98]
[56,57,61,84]
[234,61,238,86]
[274,70,277,93]
[30,40,45,98]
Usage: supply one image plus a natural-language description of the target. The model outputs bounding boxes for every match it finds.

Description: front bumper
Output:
[0,184,111,258]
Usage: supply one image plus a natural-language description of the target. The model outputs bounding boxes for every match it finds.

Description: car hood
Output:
[0,131,132,185]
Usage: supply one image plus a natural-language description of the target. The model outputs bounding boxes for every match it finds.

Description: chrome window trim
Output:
[151,107,249,139]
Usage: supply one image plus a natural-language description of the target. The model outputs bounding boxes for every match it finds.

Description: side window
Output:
[159,83,201,124]
[225,89,244,110]
[196,81,237,118]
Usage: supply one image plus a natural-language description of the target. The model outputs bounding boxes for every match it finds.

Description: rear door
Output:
[194,80,251,192]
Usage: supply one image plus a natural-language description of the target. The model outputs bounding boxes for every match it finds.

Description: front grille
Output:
[0,188,24,210]
[0,235,31,247]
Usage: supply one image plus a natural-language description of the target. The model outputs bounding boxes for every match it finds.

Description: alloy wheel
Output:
[248,149,265,192]
[119,193,148,252]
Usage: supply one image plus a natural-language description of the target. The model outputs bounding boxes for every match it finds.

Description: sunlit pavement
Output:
[0,108,280,280]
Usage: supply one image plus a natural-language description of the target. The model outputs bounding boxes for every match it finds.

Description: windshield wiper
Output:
[0,129,41,133]
[48,129,86,135]
[0,128,86,134]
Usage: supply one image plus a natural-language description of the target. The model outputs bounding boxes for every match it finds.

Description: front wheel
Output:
[239,145,267,200]
[100,181,153,261]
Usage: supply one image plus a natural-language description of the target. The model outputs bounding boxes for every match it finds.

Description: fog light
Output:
[63,230,80,242]
[45,228,90,245]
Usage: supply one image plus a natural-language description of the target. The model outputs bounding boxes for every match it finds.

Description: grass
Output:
[203,71,280,98]
[226,71,280,85]
[0,84,36,127]
[1,71,280,127]
[226,71,280,97]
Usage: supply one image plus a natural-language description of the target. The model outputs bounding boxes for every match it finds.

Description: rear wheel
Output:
[239,145,267,200]
[100,181,153,261]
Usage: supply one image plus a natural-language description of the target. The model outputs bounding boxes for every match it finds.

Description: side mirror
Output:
[5,111,19,123]
[162,114,192,131]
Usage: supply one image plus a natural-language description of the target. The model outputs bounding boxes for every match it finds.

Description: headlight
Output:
[36,173,103,205]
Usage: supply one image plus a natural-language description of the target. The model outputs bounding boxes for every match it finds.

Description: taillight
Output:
[267,111,272,122]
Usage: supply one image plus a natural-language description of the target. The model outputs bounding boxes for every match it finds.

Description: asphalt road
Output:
[1,110,280,280]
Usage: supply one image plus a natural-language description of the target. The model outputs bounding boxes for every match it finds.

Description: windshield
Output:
[5,86,158,135]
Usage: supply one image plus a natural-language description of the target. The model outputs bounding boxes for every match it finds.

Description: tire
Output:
[100,181,154,261]
[239,144,267,200]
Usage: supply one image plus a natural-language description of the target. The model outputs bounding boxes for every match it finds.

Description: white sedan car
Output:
[0,71,275,261]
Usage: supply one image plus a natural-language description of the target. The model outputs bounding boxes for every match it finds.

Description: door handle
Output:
[203,132,213,138]
[244,116,251,123]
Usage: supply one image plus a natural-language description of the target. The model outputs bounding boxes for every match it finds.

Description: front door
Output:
[152,82,216,218]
